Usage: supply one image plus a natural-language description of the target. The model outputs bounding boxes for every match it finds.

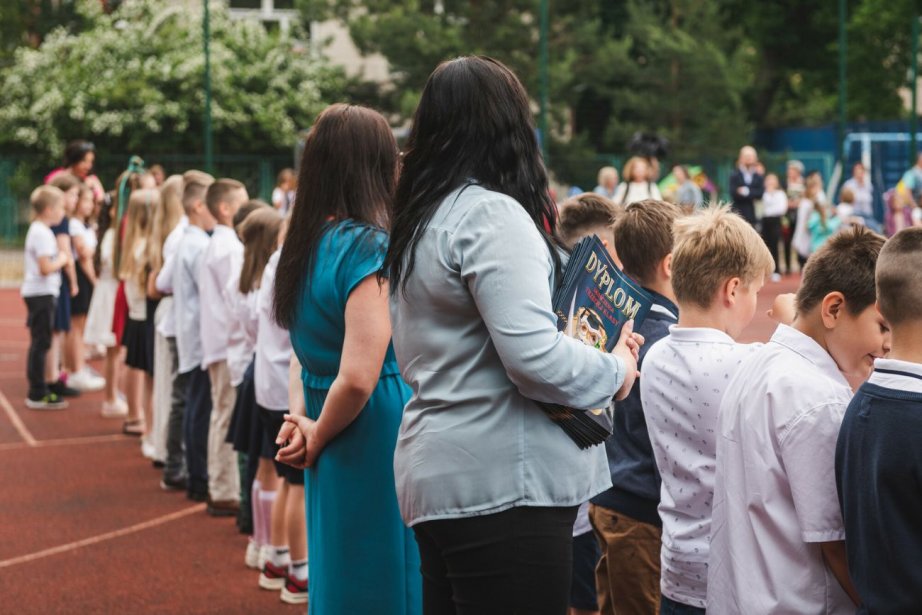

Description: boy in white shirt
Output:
[640,206,775,614]
[198,179,249,515]
[171,174,218,502]
[22,186,70,409]
[708,226,888,614]
[155,170,212,492]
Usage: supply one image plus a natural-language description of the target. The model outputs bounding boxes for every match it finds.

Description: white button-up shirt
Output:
[173,224,210,374]
[708,324,854,614]
[641,327,760,608]
[255,250,291,411]
[155,215,188,338]
[198,225,244,369]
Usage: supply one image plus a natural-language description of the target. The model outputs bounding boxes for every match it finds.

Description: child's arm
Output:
[820,541,860,606]
[37,251,69,276]
[57,234,78,296]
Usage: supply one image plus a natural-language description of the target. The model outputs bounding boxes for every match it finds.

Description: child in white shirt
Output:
[198,179,249,513]
[641,206,775,614]
[760,173,788,281]
[708,226,888,614]
[22,186,69,409]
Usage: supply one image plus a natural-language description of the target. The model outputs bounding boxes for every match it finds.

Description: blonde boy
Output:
[708,226,888,614]
[835,227,922,613]
[199,178,249,515]
[640,205,774,613]
[22,186,70,409]
[590,199,683,615]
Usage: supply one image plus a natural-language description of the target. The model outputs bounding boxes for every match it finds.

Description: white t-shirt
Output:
[226,283,259,387]
[613,181,663,206]
[254,249,292,411]
[198,225,244,369]
[641,327,760,608]
[761,189,788,218]
[707,324,854,615]
[21,220,61,298]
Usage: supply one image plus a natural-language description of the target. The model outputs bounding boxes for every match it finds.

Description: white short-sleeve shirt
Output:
[254,249,291,411]
[640,327,760,608]
[21,221,61,298]
[707,324,854,615]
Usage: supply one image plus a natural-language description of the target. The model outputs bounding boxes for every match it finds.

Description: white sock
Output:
[251,480,262,545]
[270,546,290,567]
[290,559,308,582]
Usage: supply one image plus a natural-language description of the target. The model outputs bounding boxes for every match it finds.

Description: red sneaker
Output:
[258,561,287,591]
[281,574,308,604]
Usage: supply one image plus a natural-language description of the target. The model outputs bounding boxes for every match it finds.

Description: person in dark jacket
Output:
[729,145,764,226]
[590,199,684,615]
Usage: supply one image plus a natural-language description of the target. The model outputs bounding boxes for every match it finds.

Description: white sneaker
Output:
[101,397,128,418]
[258,544,270,570]
[69,369,105,392]
[245,539,261,569]
[141,440,157,461]
[771,273,782,282]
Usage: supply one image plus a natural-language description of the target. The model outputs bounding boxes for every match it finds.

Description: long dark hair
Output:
[383,56,559,293]
[273,103,398,328]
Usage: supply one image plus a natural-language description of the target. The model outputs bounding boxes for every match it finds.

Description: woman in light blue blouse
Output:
[383,56,642,614]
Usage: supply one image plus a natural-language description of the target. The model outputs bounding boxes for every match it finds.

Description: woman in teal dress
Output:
[271,103,422,615]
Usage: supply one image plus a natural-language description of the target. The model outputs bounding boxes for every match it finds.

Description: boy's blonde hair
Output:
[874,227,922,326]
[614,199,683,285]
[181,170,214,215]
[672,204,774,308]
[31,185,64,216]
[557,193,622,249]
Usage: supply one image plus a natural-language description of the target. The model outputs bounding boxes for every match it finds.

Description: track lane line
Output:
[0,389,37,446]
[0,433,131,451]
[0,504,207,569]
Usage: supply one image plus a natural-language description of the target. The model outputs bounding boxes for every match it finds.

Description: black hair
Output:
[273,104,398,329]
[63,140,95,168]
[382,56,559,294]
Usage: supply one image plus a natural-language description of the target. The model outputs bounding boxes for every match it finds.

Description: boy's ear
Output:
[661,253,673,281]
[722,276,742,306]
[819,291,846,329]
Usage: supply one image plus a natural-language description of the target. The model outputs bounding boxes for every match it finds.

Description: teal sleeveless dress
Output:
[288,221,422,615]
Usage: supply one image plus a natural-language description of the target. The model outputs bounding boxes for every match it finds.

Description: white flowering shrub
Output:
[0,0,346,157]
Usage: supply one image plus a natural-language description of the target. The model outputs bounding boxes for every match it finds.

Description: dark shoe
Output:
[25,392,68,410]
[122,419,144,437]
[151,460,165,469]
[160,475,188,492]
[50,380,81,398]
[281,575,309,604]
[186,489,208,502]
[206,498,240,517]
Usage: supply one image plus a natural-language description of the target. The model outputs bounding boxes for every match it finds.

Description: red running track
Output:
[0,276,800,613]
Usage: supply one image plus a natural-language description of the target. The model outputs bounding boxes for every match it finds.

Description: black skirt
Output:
[228,358,274,460]
[53,277,71,333]
[123,318,153,375]
[71,264,93,316]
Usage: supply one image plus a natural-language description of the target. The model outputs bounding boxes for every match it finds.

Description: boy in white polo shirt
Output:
[22,185,70,409]
[198,178,249,516]
[640,205,774,614]
[708,226,888,614]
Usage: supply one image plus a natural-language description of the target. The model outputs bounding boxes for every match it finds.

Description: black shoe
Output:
[25,392,68,410]
[186,489,208,502]
[160,475,188,491]
[206,498,239,517]
[50,380,81,398]
[151,460,165,469]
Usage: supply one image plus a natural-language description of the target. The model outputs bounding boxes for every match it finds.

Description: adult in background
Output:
[45,140,105,204]
[594,166,619,200]
[613,157,662,206]
[729,145,764,226]
[272,104,422,614]
[383,56,642,614]
[841,162,875,223]
[673,165,703,209]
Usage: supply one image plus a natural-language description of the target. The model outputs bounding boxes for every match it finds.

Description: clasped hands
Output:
[275,415,324,469]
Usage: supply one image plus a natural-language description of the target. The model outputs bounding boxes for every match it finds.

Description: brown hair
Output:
[239,207,284,294]
[839,186,855,204]
[877,227,922,326]
[796,225,884,316]
[622,156,649,183]
[147,174,184,273]
[31,185,64,215]
[277,168,295,187]
[205,178,246,219]
[119,188,159,290]
[49,172,81,193]
[672,204,774,308]
[233,199,269,229]
[181,170,215,215]
[614,199,683,285]
[557,193,621,249]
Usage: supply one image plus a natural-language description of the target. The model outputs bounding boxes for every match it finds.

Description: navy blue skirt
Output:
[53,277,71,332]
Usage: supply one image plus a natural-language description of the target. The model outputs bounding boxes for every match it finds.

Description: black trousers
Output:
[183,367,211,496]
[24,295,55,398]
[761,216,782,275]
[732,202,757,227]
[414,505,578,615]
[782,210,797,273]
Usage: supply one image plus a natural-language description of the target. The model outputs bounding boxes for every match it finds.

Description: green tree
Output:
[0,0,346,159]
